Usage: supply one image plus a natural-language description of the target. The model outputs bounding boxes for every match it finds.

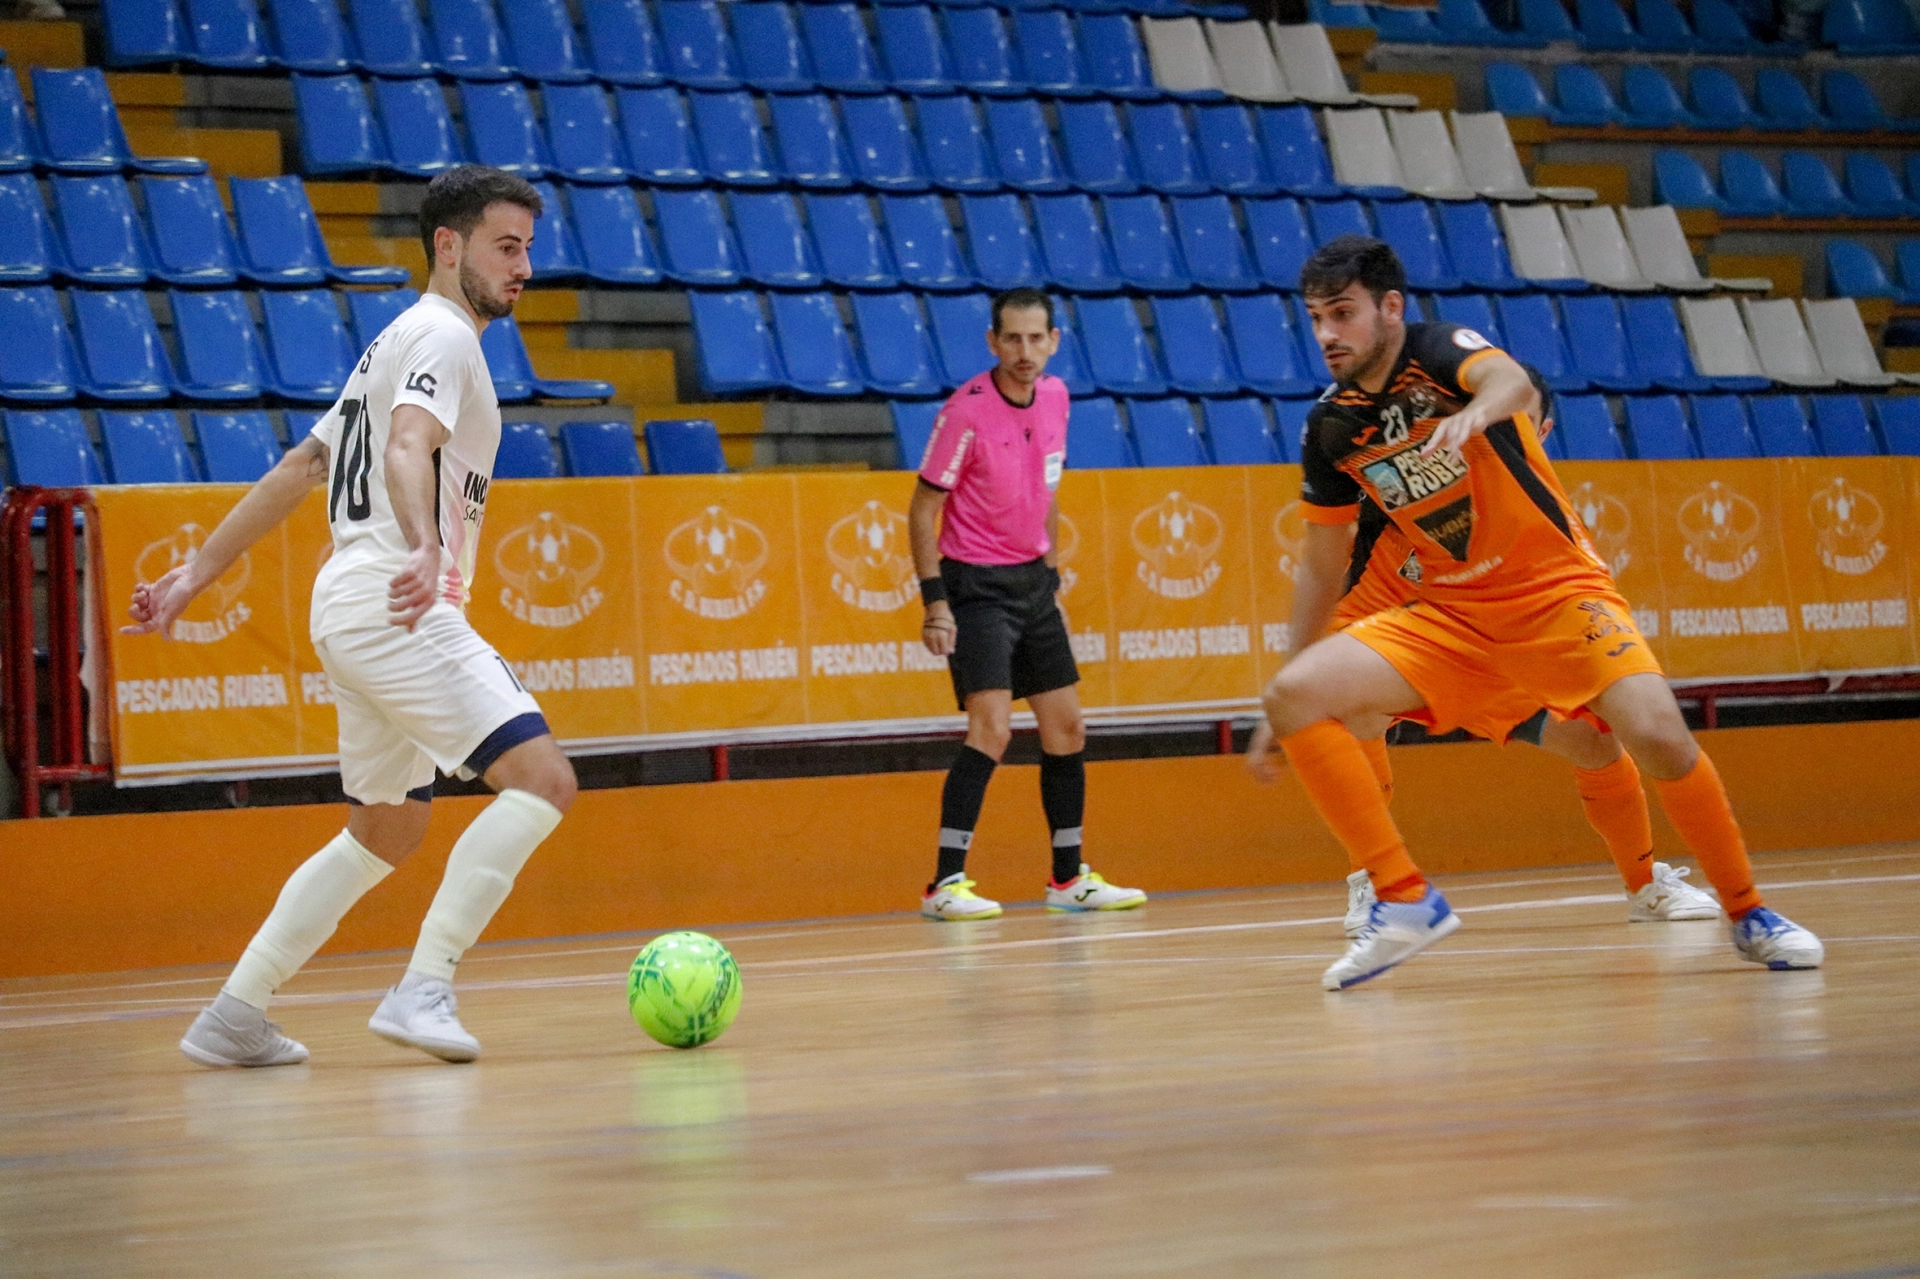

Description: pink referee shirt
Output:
[918,371,1069,566]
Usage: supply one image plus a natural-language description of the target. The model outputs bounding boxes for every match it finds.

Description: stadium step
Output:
[0,19,84,76]
[1708,252,1804,298]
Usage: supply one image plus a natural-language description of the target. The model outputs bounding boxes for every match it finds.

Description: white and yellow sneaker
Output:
[1627,862,1722,921]
[1045,865,1146,913]
[922,874,1003,921]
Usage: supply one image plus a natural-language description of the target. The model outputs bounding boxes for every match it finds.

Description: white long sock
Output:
[224,830,393,1010]
[408,789,563,981]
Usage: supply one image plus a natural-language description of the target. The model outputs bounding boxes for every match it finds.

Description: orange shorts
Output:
[1343,587,1664,740]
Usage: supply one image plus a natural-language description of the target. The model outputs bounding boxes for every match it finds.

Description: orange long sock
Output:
[1574,754,1654,893]
[1280,720,1426,901]
[1651,751,1762,918]
[1358,735,1393,802]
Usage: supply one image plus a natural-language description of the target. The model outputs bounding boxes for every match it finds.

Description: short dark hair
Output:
[1299,235,1406,304]
[991,287,1054,333]
[418,165,543,264]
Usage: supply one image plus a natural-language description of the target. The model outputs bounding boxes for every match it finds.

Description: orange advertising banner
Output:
[90,458,1920,783]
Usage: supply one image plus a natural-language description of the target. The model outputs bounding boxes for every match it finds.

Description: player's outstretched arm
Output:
[1421,350,1537,458]
[384,403,453,631]
[1247,519,1354,782]
[123,435,331,638]
[909,478,956,657]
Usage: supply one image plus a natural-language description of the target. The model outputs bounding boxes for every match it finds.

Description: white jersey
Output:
[309,291,501,640]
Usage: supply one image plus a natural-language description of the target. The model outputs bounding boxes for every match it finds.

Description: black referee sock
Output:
[935,745,998,887]
[1041,750,1087,885]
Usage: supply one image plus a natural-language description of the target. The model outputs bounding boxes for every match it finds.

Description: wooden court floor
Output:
[3,844,1918,1279]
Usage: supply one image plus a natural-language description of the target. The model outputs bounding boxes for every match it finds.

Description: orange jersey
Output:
[1300,323,1612,608]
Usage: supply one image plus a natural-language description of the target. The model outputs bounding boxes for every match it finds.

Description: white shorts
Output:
[316,603,546,806]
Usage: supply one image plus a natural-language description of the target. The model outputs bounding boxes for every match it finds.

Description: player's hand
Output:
[1420,406,1488,459]
[1245,719,1286,784]
[387,545,440,630]
[921,600,957,657]
[120,565,196,639]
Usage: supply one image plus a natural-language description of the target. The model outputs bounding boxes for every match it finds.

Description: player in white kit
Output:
[124,167,579,1066]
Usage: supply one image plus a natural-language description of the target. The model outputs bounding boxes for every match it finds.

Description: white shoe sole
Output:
[1046,896,1146,913]
[368,1017,480,1063]
[1629,906,1722,922]
[178,1037,307,1069]
[1324,911,1463,991]
[921,907,1003,921]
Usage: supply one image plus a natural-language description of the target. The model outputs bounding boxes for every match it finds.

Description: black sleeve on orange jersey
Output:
[1300,401,1361,512]
[1403,322,1497,400]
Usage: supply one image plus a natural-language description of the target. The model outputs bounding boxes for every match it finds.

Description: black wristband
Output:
[1046,565,1062,592]
[920,576,947,606]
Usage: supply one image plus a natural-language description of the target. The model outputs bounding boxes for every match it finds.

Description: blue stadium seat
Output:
[1269,395,1314,461]
[101,410,200,482]
[1652,149,1724,213]
[1822,0,1920,53]
[1047,316,1099,398]
[1748,395,1819,456]
[651,189,743,285]
[876,6,956,93]
[851,291,942,396]
[1128,103,1209,196]
[1017,11,1093,98]
[373,77,465,177]
[524,180,588,282]
[459,82,549,177]
[3,410,105,486]
[767,94,856,190]
[583,0,667,86]
[284,408,329,444]
[1810,394,1879,455]
[1484,62,1553,120]
[984,98,1070,193]
[1623,395,1697,459]
[0,287,84,402]
[542,84,627,184]
[1495,294,1586,392]
[1897,241,1920,301]
[183,0,275,70]
[232,177,411,287]
[1202,397,1282,464]
[1191,104,1279,197]
[1872,396,1920,453]
[1780,152,1856,217]
[691,90,780,186]
[1718,152,1786,218]
[1370,5,1445,42]
[569,184,667,285]
[1561,295,1650,392]
[501,0,594,83]
[645,417,728,474]
[1691,0,1767,50]
[1517,0,1583,40]
[1689,394,1759,457]
[1843,154,1920,218]
[891,399,941,469]
[769,291,865,396]
[1243,197,1314,290]
[345,287,416,349]
[425,0,513,79]
[841,95,933,191]
[1078,14,1159,100]
[139,176,241,287]
[801,4,886,94]
[70,289,178,402]
[1129,398,1209,467]
[1171,196,1257,292]
[1223,293,1317,396]
[1824,240,1906,301]
[617,87,705,185]
[917,94,1002,193]
[1065,396,1137,469]
[1077,296,1167,395]
[1105,194,1188,293]
[1151,296,1240,396]
[293,75,386,176]
[1371,199,1459,293]
[946,8,1024,96]
[1057,100,1141,194]
[0,71,37,173]
[656,0,742,89]
[1032,193,1124,293]
[1575,0,1649,48]
[806,193,900,289]
[1555,395,1625,460]
[1621,65,1701,129]
[102,0,189,66]
[1288,295,1334,381]
[960,193,1044,291]
[481,316,616,403]
[882,193,975,290]
[1256,106,1341,198]
[257,290,355,403]
[1552,66,1638,128]
[924,291,993,386]
[1434,0,1542,45]
[0,174,64,284]
[34,69,207,175]
[494,419,563,478]
[1754,69,1828,131]
[169,290,268,402]
[193,410,281,481]
[350,0,438,76]
[1821,69,1919,131]
[734,2,813,92]
[1307,198,1371,246]
[1621,296,1716,393]
[689,290,782,393]
[733,191,825,289]
[1432,292,1505,346]
[1687,67,1757,129]
[558,420,644,475]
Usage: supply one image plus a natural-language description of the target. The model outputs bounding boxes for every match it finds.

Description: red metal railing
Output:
[2,487,109,818]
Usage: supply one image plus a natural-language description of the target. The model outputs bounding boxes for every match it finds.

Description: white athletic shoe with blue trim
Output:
[1730,907,1824,970]
[1323,885,1462,991]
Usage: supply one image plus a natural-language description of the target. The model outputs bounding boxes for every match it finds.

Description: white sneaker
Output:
[369,973,481,1062]
[1628,862,1721,921]
[922,874,1003,921]
[1730,907,1824,970]
[1344,869,1375,938]
[179,993,309,1068]
[1323,885,1462,991]
[1046,864,1146,913]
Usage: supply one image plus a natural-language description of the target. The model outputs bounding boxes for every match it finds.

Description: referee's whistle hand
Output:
[921,602,957,657]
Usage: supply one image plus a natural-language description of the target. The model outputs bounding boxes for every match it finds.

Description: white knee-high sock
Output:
[224,830,393,1010]
[408,789,564,981]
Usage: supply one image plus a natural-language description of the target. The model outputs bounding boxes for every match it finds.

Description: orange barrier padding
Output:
[3,718,1917,979]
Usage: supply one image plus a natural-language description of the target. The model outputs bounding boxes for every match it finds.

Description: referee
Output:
[908,288,1147,921]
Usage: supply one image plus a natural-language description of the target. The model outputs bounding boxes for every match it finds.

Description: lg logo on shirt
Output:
[405,371,438,398]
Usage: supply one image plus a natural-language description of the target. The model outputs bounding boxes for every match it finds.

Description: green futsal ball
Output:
[627,931,742,1049]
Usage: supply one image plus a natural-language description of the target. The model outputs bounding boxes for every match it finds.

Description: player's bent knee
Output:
[487,736,578,813]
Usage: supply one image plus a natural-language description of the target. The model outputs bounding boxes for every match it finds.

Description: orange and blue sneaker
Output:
[1323,884,1461,990]
[922,874,1003,921]
[1045,864,1146,913]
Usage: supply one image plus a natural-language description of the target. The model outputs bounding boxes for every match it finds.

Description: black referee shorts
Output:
[941,556,1080,711]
